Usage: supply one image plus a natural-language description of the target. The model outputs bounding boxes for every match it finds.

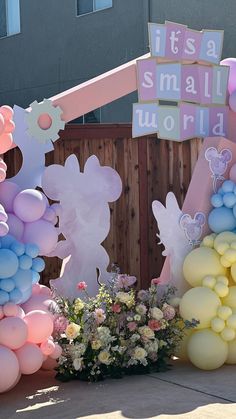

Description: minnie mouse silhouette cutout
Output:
[205,147,232,192]
[180,212,206,245]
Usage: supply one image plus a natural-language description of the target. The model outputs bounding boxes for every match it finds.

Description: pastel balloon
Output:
[221,58,236,94]
[230,164,236,183]
[229,90,236,112]
[0,346,20,393]
[24,310,54,343]
[50,343,62,359]
[21,294,53,313]
[0,133,13,154]
[23,219,58,255]
[0,114,4,135]
[0,105,13,120]
[0,316,27,349]
[208,207,236,233]
[7,214,24,241]
[187,329,228,370]
[15,342,43,374]
[0,306,4,319]
[40,339,55,356]
[3,302,18,317]
[0,181,20,212]
[9,288,23,304]
[0,278,15,292]
[183,247,226,287]
[0,290,9,305]
[0,221,9,236]
[180,287,221,329]
[10,240,25,256]
[13,189,48,223]
[25,243,39,258]
[0,168,6,183]
[222,286,236,308]
[32,257,45,272]
[12,268,32,292]
[19,254,32,270]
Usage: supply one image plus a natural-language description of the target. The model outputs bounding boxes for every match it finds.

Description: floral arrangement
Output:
[52,272,196,382]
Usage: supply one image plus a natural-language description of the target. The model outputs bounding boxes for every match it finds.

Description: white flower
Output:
[98,350,112,365]
[130,333,140,342]
[127,316,133,322]
[139,326,155,339]
[73,358,83,371]
[133,346,147,361]
[134,314,141,321]
[136,304,147,315]
[150,307,163,321]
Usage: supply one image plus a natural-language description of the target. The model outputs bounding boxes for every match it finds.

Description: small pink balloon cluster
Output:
[221,58,236,112]
[0,181,59,255]
[0,284,62,393]
[0,105,15,154]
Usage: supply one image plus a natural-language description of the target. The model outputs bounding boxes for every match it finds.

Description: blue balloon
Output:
[0,278,15,292]
[217,187,224,195]
[208,207,236,233]
[13,269,32,292]
[0,249,19,279]
[10,241,25,256]
[20,286,32,304]
[222,180,235,193]
[9,288,23,304]
[0,290,9,305]
[31,270,40,284]
[32,257,45,273]
[19,254,32,270]
[0,235,15,249]
[211,193,223,208]
[25,243,39,258]
[223,192,236,208]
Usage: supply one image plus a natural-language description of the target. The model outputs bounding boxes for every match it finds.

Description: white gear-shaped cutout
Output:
[25,99,65,144]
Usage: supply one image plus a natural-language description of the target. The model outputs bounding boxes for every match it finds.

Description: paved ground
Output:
[1,360,236,419]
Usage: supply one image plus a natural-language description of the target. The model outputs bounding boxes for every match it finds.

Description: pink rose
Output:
[163,304,175,320]
[77,281,87,291]
[112,304,121,313]
[94,308,106,324]
[127,322,137,331]
[53,314,69,335]
[151,278,161,285]
[148,319,161,331]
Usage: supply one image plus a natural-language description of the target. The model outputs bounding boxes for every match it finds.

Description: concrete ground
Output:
[1,360,236,419]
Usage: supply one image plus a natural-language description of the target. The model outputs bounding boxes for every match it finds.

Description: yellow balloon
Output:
[216,242,230,256]
[183,247,226,287]
[231,242,236,250]
[214,232,236,248]
[174,329,193,361]
[214,283,229,298]
[180,287,221,329]
[202,235,215,248]
[231,263,236,283]
[202,276,216,289]
[217,276,229,286]
[221,327,236,341]
[224,248,236,264]
[217,306,233,320]
[226,340,236,364]
[227,314,236,329]
[222,286,236,308]
[211,317,225,333]
[187,329,228,370]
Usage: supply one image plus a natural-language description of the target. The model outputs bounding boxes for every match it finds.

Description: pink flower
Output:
[151,278,161,285]
[127,322,137,331]
[53,314,69,335]
[94,308,106,324]
[148,319,162,331]
[117,274,137,289]
[77,281,87,291]
[112,304,121,313]
[162,303,175,320]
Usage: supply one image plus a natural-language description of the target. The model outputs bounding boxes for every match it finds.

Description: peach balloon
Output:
[39,285,52,297]
[0,114,4,135]
[40,339,55,356]
[0,345,20,393]
[15,342,43,374]
[3,302,18,317]
[0,317,28,349]
[0,133,13,154]
[21,294,54,314]
[0,105,14,120]
[4,120,15,134]
[50,343,62,359]
[24,310,54,343]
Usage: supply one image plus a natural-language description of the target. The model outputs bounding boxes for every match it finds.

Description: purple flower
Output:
[116,274,137,289]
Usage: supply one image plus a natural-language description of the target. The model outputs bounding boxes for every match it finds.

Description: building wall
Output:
[0,0,236,122]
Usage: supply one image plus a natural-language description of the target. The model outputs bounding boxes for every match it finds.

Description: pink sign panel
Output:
[137,59,157,101]
[182,29,203,62]
[165,22,187,60]
[209,106,229,138]
[180,103,196,139]
[182,65,201,103]
[198,65,213,105]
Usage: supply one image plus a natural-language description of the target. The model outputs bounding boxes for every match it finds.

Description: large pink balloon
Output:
[0,317,28,349]
[23,219,58,255]
[0,181,20,212]
[15,342,43,374]
[221,58,236,94]
[24,310,54,343]
[40,339,55,356]
[13,190,48,223]
[21,294,55,314]
[50,343,62,359]
[0,345,20,393]
[7,213,24,241]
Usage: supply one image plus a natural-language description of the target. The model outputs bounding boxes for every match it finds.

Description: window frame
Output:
[0,0,21,40]
[76,0,113,17]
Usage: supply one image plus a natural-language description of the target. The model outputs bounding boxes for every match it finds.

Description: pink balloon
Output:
[221,58,236,94]
[0,182,20,212]
[0,345,20,393]
[230,163,236,182]
[39,284,52,297]
[43,207,56,222]
[0,306,4,320]
[23,219,58,255]
[17,306,25,319]
[0,168,6,183]
[32,283,41,295]
[0,159,7,171]
[0,316,28,349]
[15,342,43,375]
[40,339,55,356]
[24,310,54,343]
[7,213,24,241]
[21,294,53,314]
[229,90,236,112]
[4,120,15,134]
[0,105,14,121]
[3,302,18,317]
[0,133,13,154]
[13,189,48,223]
[50,343,62,360]
[0,114,4,136]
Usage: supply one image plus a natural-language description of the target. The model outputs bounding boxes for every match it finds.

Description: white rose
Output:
[150,307,163,320]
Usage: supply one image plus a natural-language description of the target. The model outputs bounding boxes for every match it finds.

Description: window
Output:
[77,0,112,16]
[0,0,20,38]
[70,108,102,124]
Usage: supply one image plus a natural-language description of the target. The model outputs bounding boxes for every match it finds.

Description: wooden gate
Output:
[5,124,202,289]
